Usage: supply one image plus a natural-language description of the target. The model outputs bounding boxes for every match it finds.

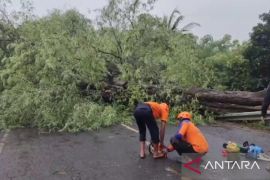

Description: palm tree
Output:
[163,9,200,32]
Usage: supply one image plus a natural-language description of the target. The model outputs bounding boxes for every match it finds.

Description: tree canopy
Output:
[0,0,269,131]
[244,11,270,90]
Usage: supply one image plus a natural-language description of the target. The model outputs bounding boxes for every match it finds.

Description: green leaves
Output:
[61,103,119,132]
[0,0,259,131]
[244,11,270,89]
[0,10,109,131]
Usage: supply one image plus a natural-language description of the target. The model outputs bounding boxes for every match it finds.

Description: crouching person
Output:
[167,112,208,158]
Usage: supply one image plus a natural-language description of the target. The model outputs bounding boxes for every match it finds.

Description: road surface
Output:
[0,122,270,180]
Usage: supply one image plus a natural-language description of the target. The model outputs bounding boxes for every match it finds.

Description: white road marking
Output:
[0,130,9,154]
[121,123,139,133]
[121,124,151,145]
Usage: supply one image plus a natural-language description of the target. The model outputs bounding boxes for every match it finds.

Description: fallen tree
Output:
[185,87,266,106]
[201,102,262,112]
[185,87,268,114]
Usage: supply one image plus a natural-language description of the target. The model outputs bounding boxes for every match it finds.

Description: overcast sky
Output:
[24,0,270,41]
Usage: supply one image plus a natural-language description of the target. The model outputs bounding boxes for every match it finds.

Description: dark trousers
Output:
[170,137,196,155]
[262,83,270,117]
[134,103,159,144]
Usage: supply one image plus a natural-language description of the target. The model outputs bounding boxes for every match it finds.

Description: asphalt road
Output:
[0,122,270,180]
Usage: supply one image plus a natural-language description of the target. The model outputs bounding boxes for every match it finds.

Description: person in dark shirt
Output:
[261,83,270,125]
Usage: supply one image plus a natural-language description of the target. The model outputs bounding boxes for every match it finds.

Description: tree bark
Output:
[185,87,266,106]
[201,102,262,112]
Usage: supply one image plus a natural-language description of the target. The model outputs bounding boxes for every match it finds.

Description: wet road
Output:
[0,122,270,180]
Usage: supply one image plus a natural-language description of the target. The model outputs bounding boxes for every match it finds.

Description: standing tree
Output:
[244,11,270,89]
[163,8,199,32]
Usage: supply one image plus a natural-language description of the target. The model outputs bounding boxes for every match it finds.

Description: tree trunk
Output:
[185,87,266,106]
[201,102,262,112]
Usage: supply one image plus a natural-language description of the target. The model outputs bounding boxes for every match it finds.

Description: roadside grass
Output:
[242,121,270,131]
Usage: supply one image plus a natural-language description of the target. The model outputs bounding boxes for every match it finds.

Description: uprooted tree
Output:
[0,0,269,130]
[185,87,268,113]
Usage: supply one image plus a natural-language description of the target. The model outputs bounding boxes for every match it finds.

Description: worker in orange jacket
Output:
[167,112,208,156]
[134,102,169,159]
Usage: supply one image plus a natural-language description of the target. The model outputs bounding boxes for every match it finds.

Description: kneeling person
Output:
[167,112,208,156]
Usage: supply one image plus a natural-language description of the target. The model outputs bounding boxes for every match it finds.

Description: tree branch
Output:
[108,19,123,62]
[90,44,122,60]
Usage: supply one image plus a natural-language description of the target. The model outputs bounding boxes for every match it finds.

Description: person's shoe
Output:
[153,143,165,159]
[140,153,146,159]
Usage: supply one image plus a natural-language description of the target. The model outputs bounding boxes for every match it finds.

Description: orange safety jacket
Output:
[145,102,169,123]
[175,120,208,154]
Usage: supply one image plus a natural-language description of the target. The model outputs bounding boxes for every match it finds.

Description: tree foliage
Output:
[244,11,270,90]
[0,0,259,130]
[0,10,116,130]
